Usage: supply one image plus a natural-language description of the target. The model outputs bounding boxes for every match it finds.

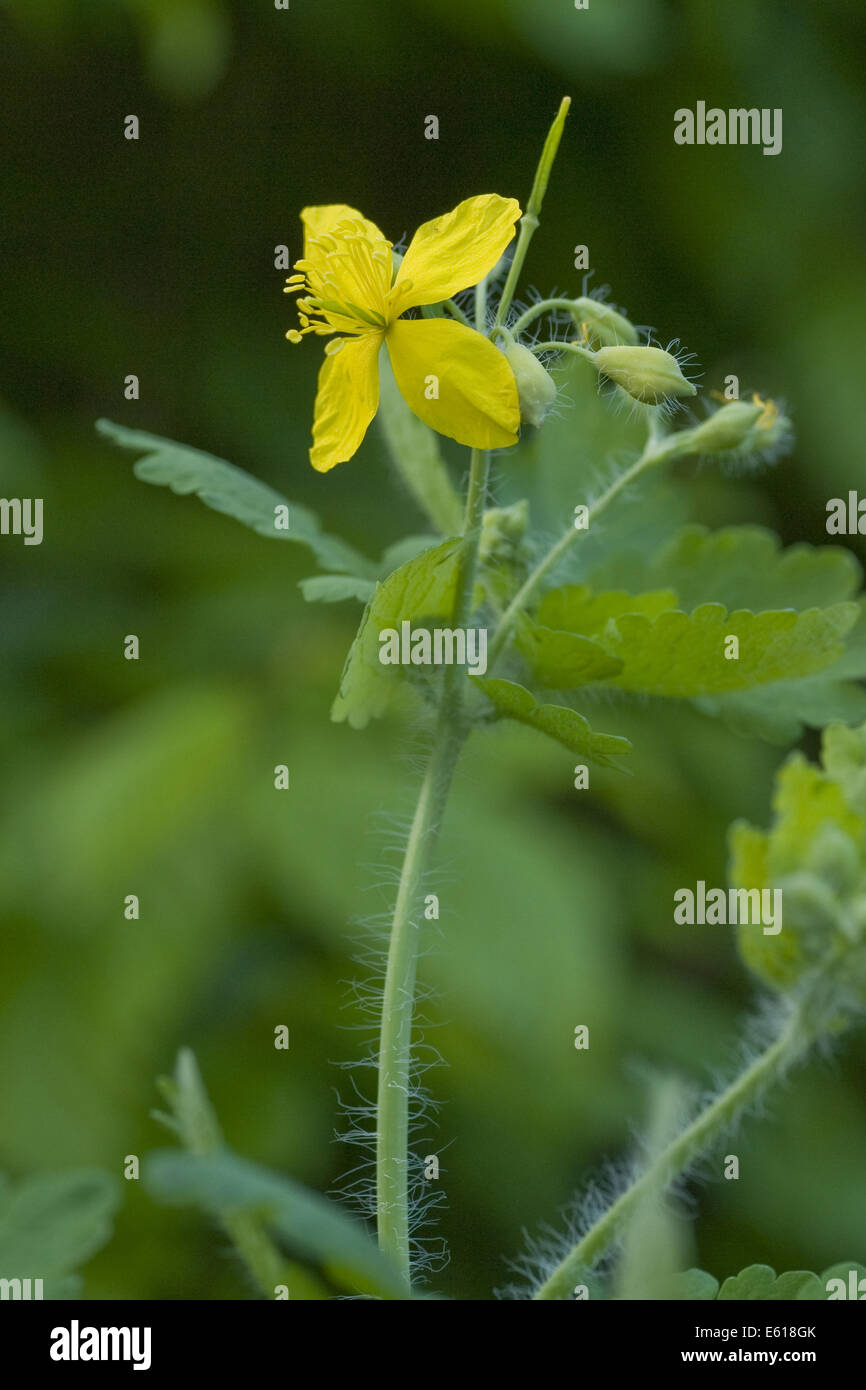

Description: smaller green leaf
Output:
[378,535,440,574]
[473,677,631,769]
[299,575,376,604]
[587,525,861,612]
[515,619,622,688]
[154,1051,329,1299]
[0,1170,120,1294]
[668,1268,720,1301]
[717,1265,824,1300]
[698,677,866,745]
[697,598,866,741]
[606,603,857,697]
[332,537,464,728]
[536,585,679,634]
[154,1048,224,1156]
[145,1150,409,1300]
[96,419,375,577]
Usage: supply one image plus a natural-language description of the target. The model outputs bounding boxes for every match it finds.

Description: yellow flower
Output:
[285,196,522,472]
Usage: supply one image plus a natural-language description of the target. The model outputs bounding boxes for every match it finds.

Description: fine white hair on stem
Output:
[499,995,808,1299]
[328,731,452,1278]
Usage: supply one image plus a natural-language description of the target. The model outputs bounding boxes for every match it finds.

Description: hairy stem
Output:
[529,339,593,359]
[487,433,681,669]
[442,298,472,328]
[376,448,490,1284]
[162,1049,291,1298]
[221,1211,289,1297]
[510,297,580,337]
[533,1003,811,1299]
[475,275,488,332]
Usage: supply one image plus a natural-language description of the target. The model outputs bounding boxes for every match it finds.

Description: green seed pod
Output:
[593,345,696,404]
[570,297,638,347]
[503,342,558,428]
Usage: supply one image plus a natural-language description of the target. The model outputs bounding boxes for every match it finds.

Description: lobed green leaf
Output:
[145,1149,409,1300]
[96,419,375,577]
[717,1264,824,1300]
[331,538,464,728]
[473,676,631,769]
[0,1169,120,1297]
[602,603,856,697]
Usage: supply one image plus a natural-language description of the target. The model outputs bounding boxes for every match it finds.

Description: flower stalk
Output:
[532,1001,813,1299]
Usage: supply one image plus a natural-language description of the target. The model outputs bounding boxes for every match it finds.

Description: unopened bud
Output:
[480,499,530,564]
[593,345,696,404]
[805,824,862,897]
[689,402,764,452]
[570,297,638,347]
[686,397,793,462]
[504,342,558,428]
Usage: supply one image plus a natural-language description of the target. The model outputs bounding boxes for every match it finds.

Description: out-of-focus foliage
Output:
[2,0,866,1298]
[0,1170,120,1298]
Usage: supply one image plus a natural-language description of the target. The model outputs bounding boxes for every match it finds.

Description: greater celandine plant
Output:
[98,99,866,1300]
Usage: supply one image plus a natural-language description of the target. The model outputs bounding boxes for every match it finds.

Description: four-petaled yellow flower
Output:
[285,195,523,472]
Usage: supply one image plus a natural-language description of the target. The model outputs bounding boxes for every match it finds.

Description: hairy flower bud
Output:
[729,727,866,1019]
[503,341,558,428]
[688,402,764,453]
[570,297,638,347]
[593,345,696,404]
[479,499,530,565]
[686,397,793,464]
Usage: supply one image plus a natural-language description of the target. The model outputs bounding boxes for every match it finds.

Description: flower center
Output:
[284,219,392,343]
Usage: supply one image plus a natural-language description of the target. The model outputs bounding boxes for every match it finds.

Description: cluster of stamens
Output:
[284,219,394,345]
[752,393,780,429]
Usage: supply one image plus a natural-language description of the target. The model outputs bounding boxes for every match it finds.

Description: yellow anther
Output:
[752,393,779,428]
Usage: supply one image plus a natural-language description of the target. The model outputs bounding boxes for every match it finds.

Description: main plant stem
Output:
[533,1003,810,1299]
[376,448,489,1285]
[377,98,572,1284]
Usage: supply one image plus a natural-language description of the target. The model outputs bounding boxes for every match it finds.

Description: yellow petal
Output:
[310,332,383,473]
[385,318,519,451]
[301,204,387,258]
[391,194,521,311]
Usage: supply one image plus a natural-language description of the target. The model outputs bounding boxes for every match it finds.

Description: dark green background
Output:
[2,0,865,1298]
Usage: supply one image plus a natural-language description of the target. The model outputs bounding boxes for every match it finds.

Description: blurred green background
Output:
[2,0,866,1299]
